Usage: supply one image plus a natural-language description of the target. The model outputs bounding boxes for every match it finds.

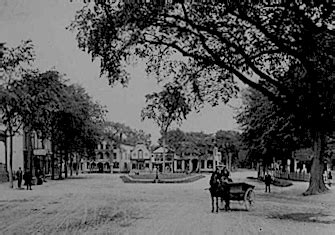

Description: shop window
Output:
[207,160,213,169]
[113,162,119,168]
[177,160,182,170]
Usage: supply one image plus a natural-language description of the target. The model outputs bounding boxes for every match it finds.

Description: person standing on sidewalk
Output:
[16,167,23,189]
[265,172,272,193]
[23,170,32,190]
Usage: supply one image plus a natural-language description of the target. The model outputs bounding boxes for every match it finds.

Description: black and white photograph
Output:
[0,0,334,234]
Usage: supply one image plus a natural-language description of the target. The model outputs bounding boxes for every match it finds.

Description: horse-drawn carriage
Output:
[209,181,256,212]
[225,182,255,210]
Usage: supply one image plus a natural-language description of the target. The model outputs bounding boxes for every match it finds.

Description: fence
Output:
[273,171,310,182]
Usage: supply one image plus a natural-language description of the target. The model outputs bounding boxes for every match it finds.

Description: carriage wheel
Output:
[244,188,255,211]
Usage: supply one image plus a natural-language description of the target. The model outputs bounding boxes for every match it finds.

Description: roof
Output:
[294,148,313,161]
[152,146,174,154]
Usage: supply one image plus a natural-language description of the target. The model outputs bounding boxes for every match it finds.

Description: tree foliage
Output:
[69,1,334,194]
[0,40,35,188]
[103,121,152,147]
[236,88,312,165]
[160,128,241,163]
[141,82,191,134]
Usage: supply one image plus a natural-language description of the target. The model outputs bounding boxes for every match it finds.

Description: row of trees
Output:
[69,1,334,195]
[0,40,106,188]
[102,121,152,147]
[158,128,241,168]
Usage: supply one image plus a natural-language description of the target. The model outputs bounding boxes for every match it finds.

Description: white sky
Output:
[0,0,241,144]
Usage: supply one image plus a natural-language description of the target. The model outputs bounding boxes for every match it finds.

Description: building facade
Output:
[130,143,152,172]
[81,140,134,174]
[151,147,175,173]
[0,125,52,182]
[173,147,222,173]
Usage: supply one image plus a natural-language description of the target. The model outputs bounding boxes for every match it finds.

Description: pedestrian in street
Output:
[328,171,332,187]
[222,176,231,211]
[23,170,32,190]
[36,169,43,185]
[16,167,23,189]
[265,172,272,193]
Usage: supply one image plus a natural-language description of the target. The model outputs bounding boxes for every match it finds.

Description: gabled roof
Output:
[153,146,174,154]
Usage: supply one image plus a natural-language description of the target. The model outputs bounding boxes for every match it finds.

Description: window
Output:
[201,160,205,168]
[113,153,117,160]
[113,162,119,168]
[132,163,137,169]
[138,149,143,159]
[139,163,144,170]
[145,163,149,168]
[207,160,213,169]
[177,160,182,170]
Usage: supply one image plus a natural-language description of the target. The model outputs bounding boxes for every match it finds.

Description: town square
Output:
[0,0,334,234]
[1,170,335,234]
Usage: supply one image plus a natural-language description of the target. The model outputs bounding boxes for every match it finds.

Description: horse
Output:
[209,172,232,213]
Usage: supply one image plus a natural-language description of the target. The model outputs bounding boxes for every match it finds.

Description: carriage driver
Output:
[210,163,224,188]
[218,163,231,211]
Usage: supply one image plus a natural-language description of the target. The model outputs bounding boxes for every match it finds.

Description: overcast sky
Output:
[0,0,241,143]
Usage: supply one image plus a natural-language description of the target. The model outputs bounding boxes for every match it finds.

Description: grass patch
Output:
[269,212,335,224]
[120,174,205,184]
[129,173,192,180]
[247,176,293,187]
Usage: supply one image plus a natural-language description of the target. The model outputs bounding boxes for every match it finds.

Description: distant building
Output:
[130,143,152,172]
[174,146,222,173]
[81,140,149,174]
[81,139,113,173]
[0,124,52,181]
[151,147,175,173]
[151,146,222,173]
[114,143,133,173]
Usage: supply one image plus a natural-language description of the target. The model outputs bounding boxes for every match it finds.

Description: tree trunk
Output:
[8,129,13,189]
[76,153,79,176]
[4,133,7,174]
[64,152,68,179]
[26,128,33,176]
[58,153,63,180]
[303,131,328,195]
[163,133,166,173]
[51,141,55,180]
[70,154,73,176]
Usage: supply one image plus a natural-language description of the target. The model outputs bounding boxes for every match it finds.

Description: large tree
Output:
[69,1,334,194]
[14,70,69,178]
[236,88,311,170]
[49,83,105,179]
[141,82,191,172]
[0,40,35,188]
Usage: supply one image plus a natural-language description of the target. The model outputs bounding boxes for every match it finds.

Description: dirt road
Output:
[0,170,334,234]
